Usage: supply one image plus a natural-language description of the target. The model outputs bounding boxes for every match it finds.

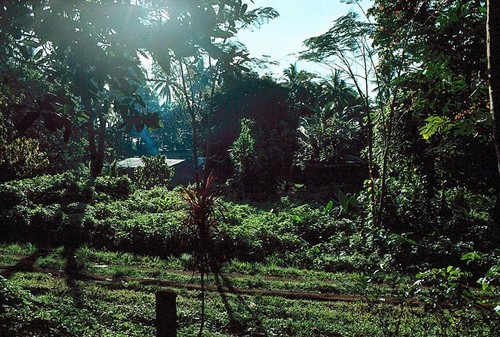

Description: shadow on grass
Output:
[0,246,53,278]
[0,242,85,308]
[213,271,266,335]
[63,243,84,308]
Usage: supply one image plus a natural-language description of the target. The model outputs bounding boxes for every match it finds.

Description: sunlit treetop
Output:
[0,0,277,139]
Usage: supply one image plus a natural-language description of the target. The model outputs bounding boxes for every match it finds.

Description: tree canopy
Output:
[0,0,277,177]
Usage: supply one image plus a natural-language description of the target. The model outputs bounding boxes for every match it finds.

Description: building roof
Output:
[116,157,185,169]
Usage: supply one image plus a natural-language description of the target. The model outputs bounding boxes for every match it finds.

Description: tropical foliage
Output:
[135,155,174,189]
[0,0,499,336]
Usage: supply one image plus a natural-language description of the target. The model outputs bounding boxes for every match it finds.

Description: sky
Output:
[235,0,370,79]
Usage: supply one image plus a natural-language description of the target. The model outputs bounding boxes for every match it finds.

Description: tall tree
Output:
[286,67,364,169]
[147,2,278,185]
[1,0,274,178]
[209,74,299,192]
[302,0,498,264]
[300,9,380,222]
[367,0,498,264]
[0,1,158,177]
[487,0,500,177]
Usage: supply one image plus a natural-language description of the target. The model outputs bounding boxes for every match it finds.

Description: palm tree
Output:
[295,68,363,166]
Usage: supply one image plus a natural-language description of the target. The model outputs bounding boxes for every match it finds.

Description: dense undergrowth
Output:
[1,172,497,274]
[1,172,499,336]
[0,172,380,273]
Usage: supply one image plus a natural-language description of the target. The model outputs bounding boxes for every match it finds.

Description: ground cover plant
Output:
[0,174,498,336]
[1,243,498,337]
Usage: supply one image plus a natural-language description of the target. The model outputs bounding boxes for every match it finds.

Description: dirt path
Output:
[0,262,423,307]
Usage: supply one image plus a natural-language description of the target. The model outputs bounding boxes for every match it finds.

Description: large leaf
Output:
[419,115,453,140]
[122,113,162,133]
[41,112,73,142]
[16,110,41,135]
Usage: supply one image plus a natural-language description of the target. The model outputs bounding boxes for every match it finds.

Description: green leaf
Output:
[324,200,334,213]
[33,48,44,61]
[19,45,31,60]
[211,28,234,39]
[134,94,146,108]
[419,115,452,140]
[241,3,248,15]
[338,190,347,207]
[461,252,482,263]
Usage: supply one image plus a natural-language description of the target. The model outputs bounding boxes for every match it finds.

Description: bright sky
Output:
[236,0,371,79]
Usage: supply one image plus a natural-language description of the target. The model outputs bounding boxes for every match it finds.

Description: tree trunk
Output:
[95,111,106,177]
[84,95,106,178]
[487,0,500,234]
[488,0,500,177]
[178,59,200,187]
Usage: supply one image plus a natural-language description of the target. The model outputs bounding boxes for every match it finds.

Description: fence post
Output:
[156,290,177,337]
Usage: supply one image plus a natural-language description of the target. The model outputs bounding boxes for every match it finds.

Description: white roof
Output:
[117,157,185,168]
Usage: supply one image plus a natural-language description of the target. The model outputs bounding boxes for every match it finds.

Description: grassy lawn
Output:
[1,243,496,336]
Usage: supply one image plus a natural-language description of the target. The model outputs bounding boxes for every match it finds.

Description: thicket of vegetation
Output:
[1,0,499,336]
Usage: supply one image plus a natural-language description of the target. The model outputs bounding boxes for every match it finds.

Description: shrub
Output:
[83,187,187,256]
[0,205,32,242]
[0,136,50,182]
[0,277,36,335]
[134,155,174,189]
[0,183,27,209]
[3,172,94,206]
[229,118,257,193]
[94,175,134,199]
[414,264,500,336]
[0,172,136,246]
[1,172,377,272]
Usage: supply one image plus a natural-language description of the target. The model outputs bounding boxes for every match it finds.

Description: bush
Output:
[0,277,36,335]
[0,183,27,209]
[0,172,136,246]
[218,202,303,262]
[1,172,377,272]
[414,264,500,336]
[1,172,92,205]
[83,187,187,256]
[134,155,173,189]
[228,118,257,193]
[0,205,32,242]
[215,200,373,271]
[94,175,134,199]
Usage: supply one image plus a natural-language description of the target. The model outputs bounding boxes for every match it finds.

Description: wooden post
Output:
[156,290,177,337]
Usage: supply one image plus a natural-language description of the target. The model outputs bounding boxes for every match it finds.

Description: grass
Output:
[3,271,488,337]
[1,243,497,337]
[4,272,156,336]
[1,244,395,297]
